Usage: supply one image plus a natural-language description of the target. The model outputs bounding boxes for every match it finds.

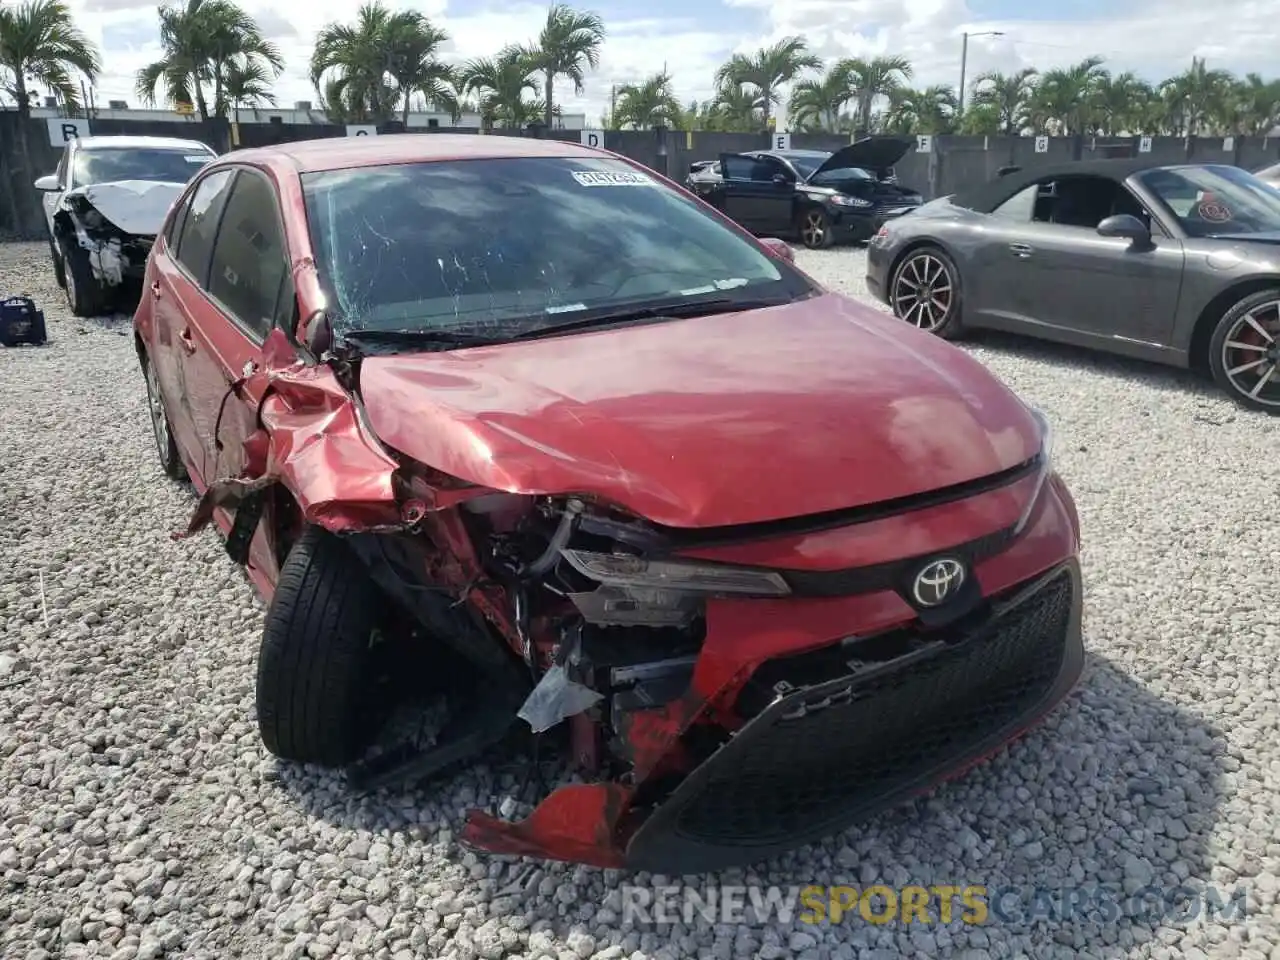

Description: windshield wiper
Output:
[504,295,793,343]
[341,328,504,353]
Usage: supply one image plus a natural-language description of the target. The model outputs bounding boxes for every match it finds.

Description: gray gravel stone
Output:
[0,239,1277,958]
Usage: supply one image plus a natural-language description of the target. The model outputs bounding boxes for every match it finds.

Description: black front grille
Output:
[782,524,1016,599]
[624,566,1079,871]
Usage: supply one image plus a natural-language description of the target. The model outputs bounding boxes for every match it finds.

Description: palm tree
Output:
[612,71,681,130]
[222,56,275,125]
[524,3,605,130]
[885,85,958,135]
[710,80,764,132]
[845,55,912,133]
[1028,56,1107,135]
[0,0,100,176]
[714,37,821,131]
[310,2,454,125]
[789,62,854,132]
[1159,57,1237,136]
[1231,73,1280,136]
[969,68,1037,134]
[460,45,542,129]
[1090,71,1154,135]
[135,0,281,122]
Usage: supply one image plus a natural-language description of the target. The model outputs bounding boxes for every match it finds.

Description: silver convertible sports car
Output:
[866,158,1280,413]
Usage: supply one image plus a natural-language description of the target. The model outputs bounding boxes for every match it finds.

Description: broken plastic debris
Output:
[516,663,603,733]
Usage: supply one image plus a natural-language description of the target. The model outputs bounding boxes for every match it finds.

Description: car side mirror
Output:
[33,174,59,192]
[297,308,333,356]
[1097,214,1151,245]
[759,237,794,262]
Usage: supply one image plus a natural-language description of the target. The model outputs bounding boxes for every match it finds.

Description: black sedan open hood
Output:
[808,137,914,181]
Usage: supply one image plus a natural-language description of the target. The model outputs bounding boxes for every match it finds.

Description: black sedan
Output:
[686,138,923,249]
[865,158,1280,414]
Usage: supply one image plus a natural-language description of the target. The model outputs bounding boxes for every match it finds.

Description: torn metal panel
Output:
[177,330,405,541]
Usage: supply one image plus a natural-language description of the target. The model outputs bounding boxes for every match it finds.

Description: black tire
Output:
[49,237,66,289]
[257,527,397,766]
[58,235,106,317]
[139,349,187,480]
[889,245,964,340]
[798,208,834,249]
[1207,287,1280,414]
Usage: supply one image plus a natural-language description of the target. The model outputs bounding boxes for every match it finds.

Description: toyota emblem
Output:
[911,558,966,607]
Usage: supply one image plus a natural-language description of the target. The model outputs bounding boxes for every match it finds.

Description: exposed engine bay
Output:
[54,180,183,291]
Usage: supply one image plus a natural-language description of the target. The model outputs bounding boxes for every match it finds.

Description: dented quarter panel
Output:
[357,293,1041,529]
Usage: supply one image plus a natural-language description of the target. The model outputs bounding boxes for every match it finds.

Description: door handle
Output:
[1009,242,1034,258]
[150,281,162,299]
[177,327,197,355]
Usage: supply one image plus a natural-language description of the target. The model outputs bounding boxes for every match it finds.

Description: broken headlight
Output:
[561,550,790,596]
[559,549,790,627]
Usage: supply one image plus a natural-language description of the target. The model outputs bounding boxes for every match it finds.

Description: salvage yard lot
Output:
[1,237,1278,960]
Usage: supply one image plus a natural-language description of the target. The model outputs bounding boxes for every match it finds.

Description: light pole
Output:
[958,30,1004,117]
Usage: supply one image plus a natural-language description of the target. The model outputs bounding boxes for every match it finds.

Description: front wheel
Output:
[1208,289,1280,414]
[49,237,66,289]
[890,247,964,339]
[256,527,400,767]
[58,235,106,317]
[798,208,834,249]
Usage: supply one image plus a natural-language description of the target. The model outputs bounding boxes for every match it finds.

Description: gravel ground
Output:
[1,238,1278,960]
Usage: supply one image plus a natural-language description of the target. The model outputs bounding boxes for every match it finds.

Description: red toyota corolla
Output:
[134,133,1083,873]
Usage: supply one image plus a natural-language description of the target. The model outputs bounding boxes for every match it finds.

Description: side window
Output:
[206,170,289,339]
[721,155,755,181]
[752,156,792,182]
[164,192,193,250]
[991,183,1038,222]
[1036,175,1126,230]
[175,169,235,285]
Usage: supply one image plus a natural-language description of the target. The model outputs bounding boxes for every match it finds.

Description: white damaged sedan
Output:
[34,135,217,316]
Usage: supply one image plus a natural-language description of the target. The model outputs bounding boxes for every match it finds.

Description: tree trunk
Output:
[195,82,210,122]
[544,71,554,128]
[14,74,35,186]
[401,93,411,126]
[760,86,770,131]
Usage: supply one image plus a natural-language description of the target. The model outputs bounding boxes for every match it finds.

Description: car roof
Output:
[951,158,1239,214]
[72,135,215,153]
[224,133,609,175]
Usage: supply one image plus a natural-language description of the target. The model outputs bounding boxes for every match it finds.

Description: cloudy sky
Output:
[76,0,1277,122]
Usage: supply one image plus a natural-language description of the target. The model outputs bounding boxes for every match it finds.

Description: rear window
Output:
[301,156,811,339]
[72,148,215,187]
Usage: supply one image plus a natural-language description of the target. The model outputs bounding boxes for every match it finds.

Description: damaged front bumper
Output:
[465,558,1083,873]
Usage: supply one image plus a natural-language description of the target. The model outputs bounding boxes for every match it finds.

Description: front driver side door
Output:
[717,153,795,233]
[969,176,1186,346]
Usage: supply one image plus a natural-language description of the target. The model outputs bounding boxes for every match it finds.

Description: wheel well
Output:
[1188,278,1280,375]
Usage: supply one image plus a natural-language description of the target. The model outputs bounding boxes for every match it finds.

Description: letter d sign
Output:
[581,129,604,148]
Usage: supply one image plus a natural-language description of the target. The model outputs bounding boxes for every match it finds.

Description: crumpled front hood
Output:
[358,294,1042,528]
[67,179,185,236]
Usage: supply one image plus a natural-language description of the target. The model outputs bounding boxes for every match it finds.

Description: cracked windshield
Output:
[301,157,806,346]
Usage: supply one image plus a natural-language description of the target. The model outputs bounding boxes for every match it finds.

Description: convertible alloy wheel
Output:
[891,249,960,336]
[800,210,833,249]
[1212,295,1280,412]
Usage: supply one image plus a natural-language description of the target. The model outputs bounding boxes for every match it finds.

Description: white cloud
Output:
[62,0,1280,122]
